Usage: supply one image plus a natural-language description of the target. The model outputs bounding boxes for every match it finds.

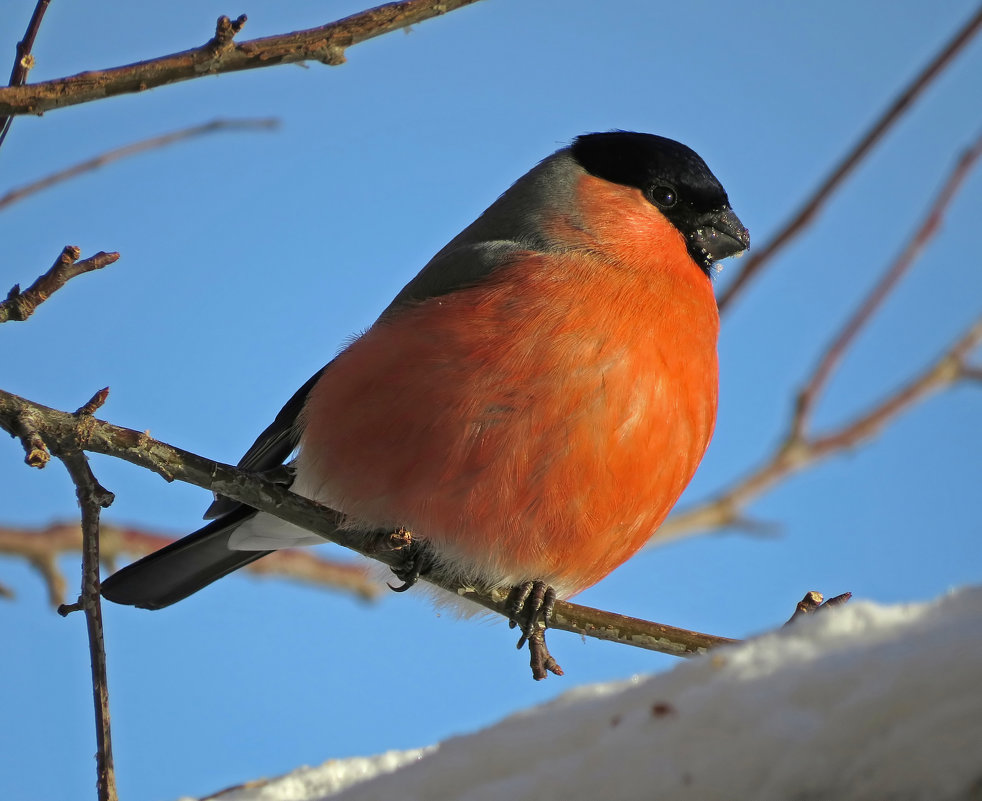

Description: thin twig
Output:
[49,440,118,801]
[0,521,381,606]
[784,590,852,625]
[0,0,52,151]
[5,403,50,467]
[0,246,119,323]
[656,317,982,541]
[716,5,982,313]
[792,133,982,438]
[0,387,735,658]
[0,118,278,211]
[808,319,982,454]
[0,0,484,117]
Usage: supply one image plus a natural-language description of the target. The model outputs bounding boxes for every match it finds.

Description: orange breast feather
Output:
[298,176,719,596]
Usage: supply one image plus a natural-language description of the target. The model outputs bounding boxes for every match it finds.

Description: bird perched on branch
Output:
[102,131,748,679]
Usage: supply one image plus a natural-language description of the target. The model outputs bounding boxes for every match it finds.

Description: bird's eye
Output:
[649,185,677,208]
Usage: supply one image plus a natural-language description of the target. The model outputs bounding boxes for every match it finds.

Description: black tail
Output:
[101,505,271,609]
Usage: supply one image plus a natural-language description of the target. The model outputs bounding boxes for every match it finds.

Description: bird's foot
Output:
[507,580,563,680]
[785,590,852,626]
[384,530,435,592]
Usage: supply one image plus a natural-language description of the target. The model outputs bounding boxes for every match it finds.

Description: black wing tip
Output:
[100,506,264,609]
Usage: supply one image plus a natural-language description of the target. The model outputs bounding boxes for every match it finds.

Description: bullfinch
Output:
[102,131,749,677]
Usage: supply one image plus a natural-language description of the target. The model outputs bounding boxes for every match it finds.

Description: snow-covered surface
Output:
[188,587,982,801]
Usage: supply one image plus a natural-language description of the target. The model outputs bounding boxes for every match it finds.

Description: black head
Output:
[571,131,749,274]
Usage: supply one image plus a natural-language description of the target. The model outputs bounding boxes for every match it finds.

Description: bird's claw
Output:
[506,581,563,679]
[527,628,563,680]
[386,533,435,592]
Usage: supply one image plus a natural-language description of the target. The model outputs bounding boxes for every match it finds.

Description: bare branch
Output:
[0,0,53,151]
[0,118,278,211]
[657,317,982,542]
[47,444,118,801]
[0,0,484,117]
[717,5,982,313]
[792,132,982,439]
[7,1,51,86]
[808,319,982,453]
[0,246,119,323]
[0,521,381,606]
[0,387,735,658]
[4,401,50,467]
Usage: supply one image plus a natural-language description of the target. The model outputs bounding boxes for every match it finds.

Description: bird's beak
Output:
[691,206,750,263]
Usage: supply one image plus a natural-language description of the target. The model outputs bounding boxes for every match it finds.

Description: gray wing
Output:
[380,240,531,318]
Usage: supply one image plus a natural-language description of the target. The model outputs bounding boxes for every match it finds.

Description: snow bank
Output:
[191,587,982,801]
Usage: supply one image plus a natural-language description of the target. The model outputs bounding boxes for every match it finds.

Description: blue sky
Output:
[2,2,980,800]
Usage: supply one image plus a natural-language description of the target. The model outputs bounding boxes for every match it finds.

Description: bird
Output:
[101,131,749,679]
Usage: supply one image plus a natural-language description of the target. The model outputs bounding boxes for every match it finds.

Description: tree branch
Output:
[716,5,982,313]
[0,117,278,211]
[0,0,484,117]
[791,132,982,439]
[657,317,982,541]
[47,391,118,801]
[0,387,735,658]
[0,0,52,151]
[0,246,119,323]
